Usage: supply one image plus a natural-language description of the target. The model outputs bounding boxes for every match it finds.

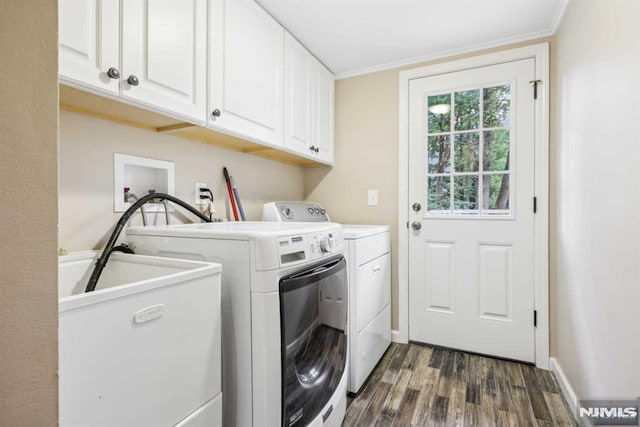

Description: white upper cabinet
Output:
[58,0,120,95]
[284,33,314,154]
[283,32,335,163]
[314,62,335,163]
[209,0,284,146]
[59,0,206,123]
[121,0,206,121]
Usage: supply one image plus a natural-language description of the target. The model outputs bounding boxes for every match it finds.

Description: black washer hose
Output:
[85,192,211,293]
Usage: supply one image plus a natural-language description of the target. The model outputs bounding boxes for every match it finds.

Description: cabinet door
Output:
[121,0,206,122]
[59,0,119,95]
[210,0,284,146]
[283,32,313,154]
[314,62,335,163]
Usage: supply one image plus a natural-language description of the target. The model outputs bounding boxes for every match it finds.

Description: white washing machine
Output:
[126,222,348,427]
[263,203,391,394]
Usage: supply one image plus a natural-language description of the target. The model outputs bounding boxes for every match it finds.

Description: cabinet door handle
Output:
[127,75,139,86]
[212,109,221,118]
[106,67,120,79]
[309,145,316,152]
[373,265,381,273]
[314,147,319,153]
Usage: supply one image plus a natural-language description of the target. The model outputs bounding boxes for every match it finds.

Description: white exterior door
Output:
[408,59,536,362]
[121,0,206,122]
[209,0,284,146]
[58,0,120,94]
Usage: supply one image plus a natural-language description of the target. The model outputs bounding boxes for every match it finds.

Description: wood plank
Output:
[410,367,439,425]
[380,369,411,418]
[381,344,409,384]
[466,354,482,405]
[510,385,538,426]
[429,347,446,369]
[464,403,482,426]
[521,365,553,422]
[543,391,577,426]
[407,345,433,391]
[446,378,466,426]
[357,382,393,426]
[430,395,449,424]
[506,361,526,387]
[400,344,420,371]
[535,368,561,394]
[392,388,420,426]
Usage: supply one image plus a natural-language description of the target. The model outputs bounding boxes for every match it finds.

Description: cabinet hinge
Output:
[530,80,542,99]
[406,221,409,229]
[534,310,538,327]
[533,197,537,213]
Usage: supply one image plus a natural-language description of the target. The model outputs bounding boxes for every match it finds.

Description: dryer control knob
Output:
[319,238,330,253]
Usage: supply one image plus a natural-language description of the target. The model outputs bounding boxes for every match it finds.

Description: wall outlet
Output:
[368,189,378,206]
[195,182,208,205]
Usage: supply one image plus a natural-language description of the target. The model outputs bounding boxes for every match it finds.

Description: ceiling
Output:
[256,0,569,78]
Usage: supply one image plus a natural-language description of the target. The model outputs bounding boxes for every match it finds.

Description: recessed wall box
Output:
[114,153,176,213]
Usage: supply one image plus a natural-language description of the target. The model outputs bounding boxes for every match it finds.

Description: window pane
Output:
[482,174,510,212]
[428,135,451,173]
[483,85,511,128]
[454,132,479,172]
[454,90,480,131]
[428,94,451,133]
[454,175,478,211]
[428,176,451,211]
[483,130,510,171]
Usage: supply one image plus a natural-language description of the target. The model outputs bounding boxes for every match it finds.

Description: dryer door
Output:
[279,255,347,427]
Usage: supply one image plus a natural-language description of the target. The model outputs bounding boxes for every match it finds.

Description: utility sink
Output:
[58,251,223,427]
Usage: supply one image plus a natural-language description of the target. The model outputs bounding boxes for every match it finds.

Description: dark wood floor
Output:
[343,343,576,426]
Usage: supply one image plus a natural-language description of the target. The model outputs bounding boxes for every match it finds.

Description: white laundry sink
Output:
[58,251,223,427]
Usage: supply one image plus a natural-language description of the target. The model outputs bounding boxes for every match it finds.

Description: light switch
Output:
[368,190,378,206]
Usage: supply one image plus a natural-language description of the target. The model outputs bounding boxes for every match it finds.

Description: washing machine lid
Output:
[127,221,342,240]
[341,224,391,240]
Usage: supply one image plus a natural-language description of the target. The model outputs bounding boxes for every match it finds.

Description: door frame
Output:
[397,43,550,369]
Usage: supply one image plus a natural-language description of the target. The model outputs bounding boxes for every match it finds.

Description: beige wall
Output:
[305,39,550,330]
[553,0,640,397]
[0,0,59,425]
[59,110,304,251]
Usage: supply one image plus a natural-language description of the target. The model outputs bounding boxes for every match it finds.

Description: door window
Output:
[426,84,512,215]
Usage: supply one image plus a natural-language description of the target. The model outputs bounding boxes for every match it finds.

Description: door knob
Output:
[106,67,120,79]
[412,202,422,212]
[411,221,421,231]
[127,75,139,86]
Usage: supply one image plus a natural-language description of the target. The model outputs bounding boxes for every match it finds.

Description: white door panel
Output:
[121,0,206,122]
[314,62,334,163]
[210,0,284,146]
[59,0,119,94]
[408,59,536,362]
[284,32,314,153]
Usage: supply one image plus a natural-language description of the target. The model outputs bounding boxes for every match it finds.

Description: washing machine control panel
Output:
[277,230,342,267]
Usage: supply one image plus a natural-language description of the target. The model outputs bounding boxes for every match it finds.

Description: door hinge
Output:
[534,310,538,327]
[530,80,542,99]
[533,196,537,213]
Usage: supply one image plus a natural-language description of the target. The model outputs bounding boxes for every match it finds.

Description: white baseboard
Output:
[391,330,407,344]
[550,357,579,416]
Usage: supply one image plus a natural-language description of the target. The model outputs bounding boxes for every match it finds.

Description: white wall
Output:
[553,0,640,398]
[59,110,304,251]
